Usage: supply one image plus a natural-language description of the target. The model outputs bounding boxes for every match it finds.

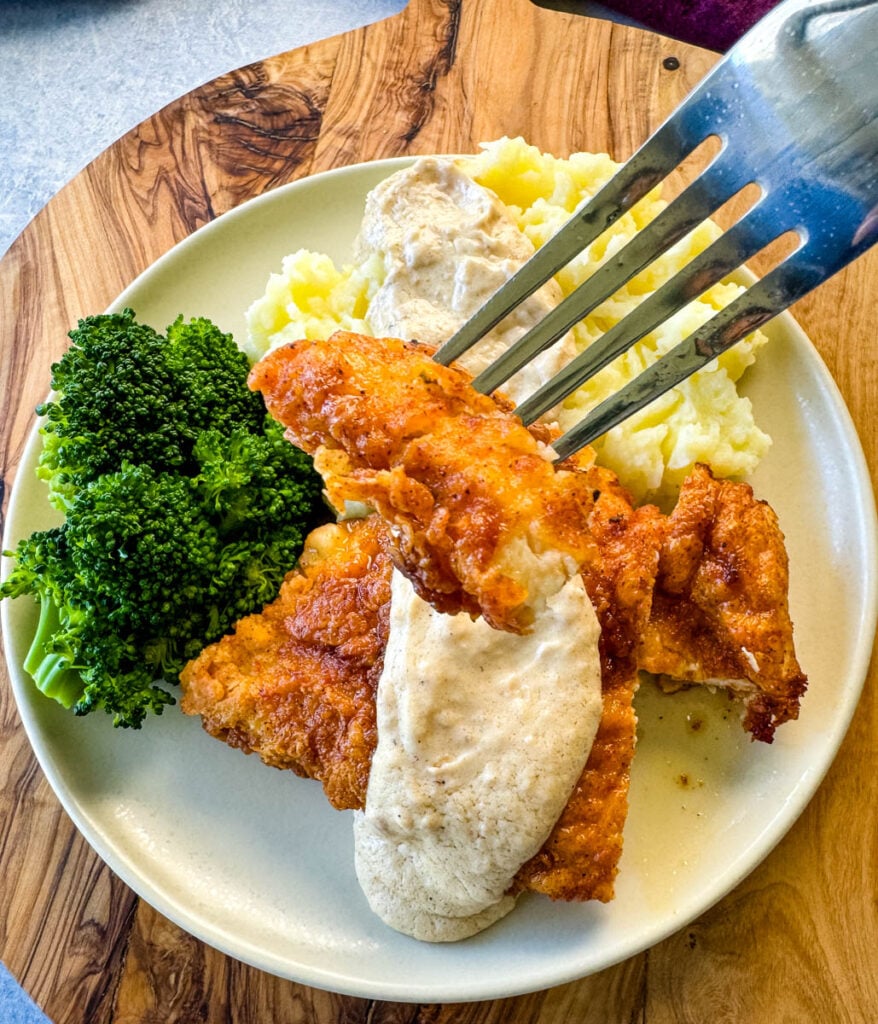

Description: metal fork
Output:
[433,0,878,461]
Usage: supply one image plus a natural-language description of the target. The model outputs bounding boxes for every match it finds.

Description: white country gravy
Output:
[355,155,578,408]
[354,571,603,942]
[346,157,603,940]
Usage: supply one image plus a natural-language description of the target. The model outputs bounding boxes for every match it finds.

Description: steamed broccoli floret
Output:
[66,466,221,638]
[36,308,265,510]
[193,418,321,605]
[2,519,176,725]
[1,310,325,728]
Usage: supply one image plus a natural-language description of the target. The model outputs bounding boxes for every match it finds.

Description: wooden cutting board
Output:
[1,1,876,1020]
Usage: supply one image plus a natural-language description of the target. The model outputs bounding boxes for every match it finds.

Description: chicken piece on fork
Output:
[249,330,600,634]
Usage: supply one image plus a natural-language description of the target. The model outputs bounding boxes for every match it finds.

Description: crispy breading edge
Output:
[638,464,808,743]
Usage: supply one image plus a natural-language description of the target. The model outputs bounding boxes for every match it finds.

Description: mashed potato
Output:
[245,137,770,502]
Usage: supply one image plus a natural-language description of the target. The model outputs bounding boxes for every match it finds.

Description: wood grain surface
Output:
[1,0,876,1021]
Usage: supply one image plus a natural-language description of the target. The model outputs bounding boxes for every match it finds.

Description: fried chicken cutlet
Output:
[639,463,808,742]
[183,330,807,906]
[181,509,645,902]
[248,331,598,634]
[249,331,806,737]
[180,516,392,811]
[180,459,806,900]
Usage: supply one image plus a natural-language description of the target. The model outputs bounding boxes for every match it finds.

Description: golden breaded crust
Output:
[180,517,392,811]
[513,662,637,902]
[182,511,640,902]
[181,459,807,901]
[249,332,598,634]
[184,340,808,904]
[515,471,665,902]
[637,464,807,742]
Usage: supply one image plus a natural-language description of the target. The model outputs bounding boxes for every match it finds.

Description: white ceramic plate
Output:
[3,158,876,1003]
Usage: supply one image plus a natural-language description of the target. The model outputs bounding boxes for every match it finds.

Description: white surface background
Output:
[0,0,642,260]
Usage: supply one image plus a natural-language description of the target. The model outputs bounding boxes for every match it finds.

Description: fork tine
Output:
[549,255,814,462]
[470,153,751,396]
[432,119,702,369]
[512,199,781,425]
[432,0,878,464]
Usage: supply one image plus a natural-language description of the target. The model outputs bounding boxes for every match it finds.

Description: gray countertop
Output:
[0,0,637,261]
[1,0,408,260]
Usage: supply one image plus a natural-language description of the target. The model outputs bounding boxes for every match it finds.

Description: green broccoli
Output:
[36,308,266,509]
[1,310,326,728]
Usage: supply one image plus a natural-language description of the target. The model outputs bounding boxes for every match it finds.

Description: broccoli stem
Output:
[23,593,85,709]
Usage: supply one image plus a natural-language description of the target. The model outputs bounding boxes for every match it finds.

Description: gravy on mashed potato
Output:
[354,156,577,409]
[245,138,771,504]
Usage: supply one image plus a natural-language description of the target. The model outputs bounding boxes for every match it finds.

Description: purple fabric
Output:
[599,0,781,51]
